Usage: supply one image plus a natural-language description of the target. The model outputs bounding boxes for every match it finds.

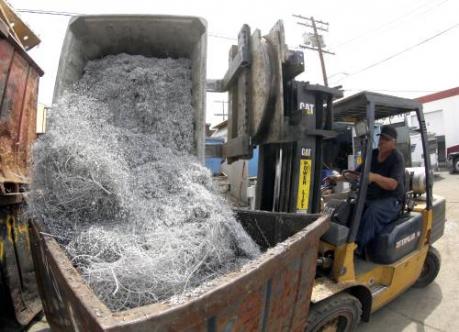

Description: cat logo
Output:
[299,102,315,115]
[301,147,312,157]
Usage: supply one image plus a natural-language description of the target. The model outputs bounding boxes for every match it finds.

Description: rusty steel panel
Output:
[289,248,318,331]
[0,204,42,325]
[0,35,43,327]
[30,213,329,332]
[0,38,40,186]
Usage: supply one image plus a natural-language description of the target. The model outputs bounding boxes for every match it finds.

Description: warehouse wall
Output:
[410,95,459,149]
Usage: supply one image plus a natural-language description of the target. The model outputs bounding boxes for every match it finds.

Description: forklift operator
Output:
[330,125,405,255]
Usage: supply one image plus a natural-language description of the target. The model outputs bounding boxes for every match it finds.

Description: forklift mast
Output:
[208,21,342,213]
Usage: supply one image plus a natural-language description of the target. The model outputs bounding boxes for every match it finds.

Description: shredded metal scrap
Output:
[28,54,260,312]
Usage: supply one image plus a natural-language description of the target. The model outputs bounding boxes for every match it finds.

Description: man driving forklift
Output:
[328,125,405,255]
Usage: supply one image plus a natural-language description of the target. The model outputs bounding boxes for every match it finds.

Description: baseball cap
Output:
[378,125,397,140]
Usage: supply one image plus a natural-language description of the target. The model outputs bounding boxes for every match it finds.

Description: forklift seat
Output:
[367,212,423,264]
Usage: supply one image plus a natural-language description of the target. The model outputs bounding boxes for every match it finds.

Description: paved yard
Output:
[358,171,459,332]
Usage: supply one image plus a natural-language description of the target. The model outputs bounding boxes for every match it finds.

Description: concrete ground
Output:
[357,171,459,332]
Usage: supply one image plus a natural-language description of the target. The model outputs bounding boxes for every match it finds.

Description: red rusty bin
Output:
[30,210,329,332]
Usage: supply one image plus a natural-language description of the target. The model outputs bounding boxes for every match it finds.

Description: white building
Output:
[412,87,459,165]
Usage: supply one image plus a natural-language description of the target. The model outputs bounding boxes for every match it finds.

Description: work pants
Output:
[356,197,400,252]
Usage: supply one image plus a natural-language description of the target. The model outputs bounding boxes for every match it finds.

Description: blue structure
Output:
[205,137,225,175]
[205,138,260,177]
[248,146,259,177]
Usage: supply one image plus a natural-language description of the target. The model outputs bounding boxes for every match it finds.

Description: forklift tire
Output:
[413,247,441,288]
[455,158,459,173]
[450,157,459,174]
[305,293,362,332]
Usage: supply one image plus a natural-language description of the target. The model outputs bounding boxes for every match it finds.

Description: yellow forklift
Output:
[308,92,445,331]
[214,21,445,331]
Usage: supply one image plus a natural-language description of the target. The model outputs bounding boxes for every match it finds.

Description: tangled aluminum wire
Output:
[28,54,260,312]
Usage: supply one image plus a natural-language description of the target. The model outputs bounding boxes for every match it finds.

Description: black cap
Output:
[378,125,397,140]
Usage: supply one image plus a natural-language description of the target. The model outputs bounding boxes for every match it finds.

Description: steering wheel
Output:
[342,170,360,182]
[341,170,361,193]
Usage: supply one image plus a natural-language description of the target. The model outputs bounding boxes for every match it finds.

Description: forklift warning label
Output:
[297,159,312,212]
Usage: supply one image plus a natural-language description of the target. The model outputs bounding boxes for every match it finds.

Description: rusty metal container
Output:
[30,211,328,331]
[0,21,43,327]
[53,14,207,161]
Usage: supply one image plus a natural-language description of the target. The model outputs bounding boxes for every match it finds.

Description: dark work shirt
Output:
[357,149,405,201]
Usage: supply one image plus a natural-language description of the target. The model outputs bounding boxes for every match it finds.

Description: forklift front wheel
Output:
[413,246,441,288]
[305,293,362,332]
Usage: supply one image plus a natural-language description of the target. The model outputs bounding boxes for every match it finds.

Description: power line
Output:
[412,0,450,19]
[208,33,236,41]
[334,0,449,49]
[336,22,459,82]
[17,8,80,16]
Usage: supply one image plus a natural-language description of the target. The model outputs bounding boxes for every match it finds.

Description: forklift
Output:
[211,21,446,331]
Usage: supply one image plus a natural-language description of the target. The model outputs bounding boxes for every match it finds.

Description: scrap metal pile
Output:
[28,54,260,312]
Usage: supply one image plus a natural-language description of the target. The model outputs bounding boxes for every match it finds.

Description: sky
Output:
[10,0,459,126]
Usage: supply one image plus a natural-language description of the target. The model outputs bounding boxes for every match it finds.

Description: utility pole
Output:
[213,100,228,121]
[293,14,335,87]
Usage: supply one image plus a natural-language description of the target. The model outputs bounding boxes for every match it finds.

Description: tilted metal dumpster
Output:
[30,211,329,331]
[52,14,207,162]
